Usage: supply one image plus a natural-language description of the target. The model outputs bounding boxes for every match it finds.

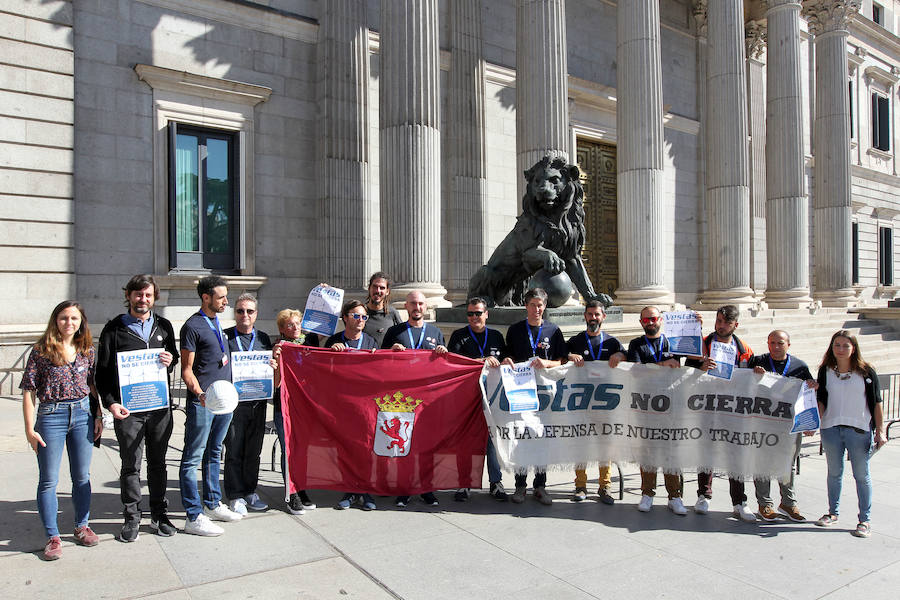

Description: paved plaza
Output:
[1,394,898,600]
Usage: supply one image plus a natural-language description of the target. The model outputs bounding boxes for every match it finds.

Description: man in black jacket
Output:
[96,275,179,542]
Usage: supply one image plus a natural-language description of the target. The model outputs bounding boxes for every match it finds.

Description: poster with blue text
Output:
[231,350,274,401]
[116,349,169,413]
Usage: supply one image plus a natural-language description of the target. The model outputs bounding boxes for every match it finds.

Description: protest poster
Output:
[500,362,539,413]
[663,311,703,355]
[790,381,820,433]
[707,341,736,380]
[300,285,344,337]
[116,349,169,413]
[231,350,274,401]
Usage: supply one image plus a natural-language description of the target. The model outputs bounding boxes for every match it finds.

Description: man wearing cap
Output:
[96,274,179,542]
[223,293,274,516]
[179,275,242,536]
[566,300,625,505]
[447,297,509,502]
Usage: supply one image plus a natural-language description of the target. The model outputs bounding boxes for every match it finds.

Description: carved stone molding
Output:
[745,20,767,59]
[801,0,861,36]
[693,0,708,37]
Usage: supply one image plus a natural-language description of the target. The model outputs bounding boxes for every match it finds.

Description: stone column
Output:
[700,0,755,306]
[317,0,371,292]
[746,20,768,296]
[379,0,448,306]
[516,0,570,203]
[802,0,859,306]
[443,0,488,304]
[614,0,673,309]
[764,0,814,307]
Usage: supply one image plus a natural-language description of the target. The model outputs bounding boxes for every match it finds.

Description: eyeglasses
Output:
[235,309,256,315]
[466,311,484,317]
[639,316,660,324]
[350,314,369,321]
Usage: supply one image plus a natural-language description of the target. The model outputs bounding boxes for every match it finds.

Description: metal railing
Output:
[878,373,900,439]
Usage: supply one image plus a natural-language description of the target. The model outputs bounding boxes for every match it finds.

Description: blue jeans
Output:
[486,436,502,484]
[179,400,233,520]
[821,425,873,523]
[34,396,93,537]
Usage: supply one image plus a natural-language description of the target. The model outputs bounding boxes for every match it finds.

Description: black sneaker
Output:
[421,492,439,506]
[119,520,140,543]
[150,515,177,537]
[297,490,317,509]
[287,493,306,515]
[454,488,470,502]
[395,495,410,508]
[489,482,509,501]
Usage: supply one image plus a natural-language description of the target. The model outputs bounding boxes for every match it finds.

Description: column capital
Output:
[801,0,860,36]
[692,0,708,37]
[745,19,767,60]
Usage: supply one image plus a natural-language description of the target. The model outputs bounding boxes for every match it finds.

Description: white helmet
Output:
[204,380,239,415]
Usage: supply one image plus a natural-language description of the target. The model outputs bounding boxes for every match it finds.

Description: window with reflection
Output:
[168,124,238,271]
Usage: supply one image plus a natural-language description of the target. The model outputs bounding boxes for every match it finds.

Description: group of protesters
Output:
[20,271,888,560]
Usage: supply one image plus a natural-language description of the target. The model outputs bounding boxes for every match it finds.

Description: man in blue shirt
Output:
[179,275,242,536]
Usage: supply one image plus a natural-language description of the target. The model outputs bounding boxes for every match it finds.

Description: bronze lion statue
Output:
[467,155,613,307]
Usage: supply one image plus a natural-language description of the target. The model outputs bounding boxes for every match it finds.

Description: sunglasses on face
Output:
[349,313,369,321]
[640,316,660,324]
[236,308,256,315]
[467,311,484,317]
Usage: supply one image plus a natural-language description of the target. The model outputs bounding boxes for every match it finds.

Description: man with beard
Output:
[685,304,757,522]
[179,276,242,536]
[447,297,509,502]
[96,275,179,542]
[363,272,403,347]
[382,290,448,507]
[625,306,688,516]
[566,300,625,505]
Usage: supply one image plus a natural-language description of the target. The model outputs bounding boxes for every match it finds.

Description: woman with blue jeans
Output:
[21,301,103,560]
[814,330,887,538]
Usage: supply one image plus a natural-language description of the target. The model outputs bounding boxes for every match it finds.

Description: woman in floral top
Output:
[21,301,103,560]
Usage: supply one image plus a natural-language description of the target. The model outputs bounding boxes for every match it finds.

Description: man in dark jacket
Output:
[96,275,179,542]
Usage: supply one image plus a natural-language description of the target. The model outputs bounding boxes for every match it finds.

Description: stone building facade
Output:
[2,0,900,352]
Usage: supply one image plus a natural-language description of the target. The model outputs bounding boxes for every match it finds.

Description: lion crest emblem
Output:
[467,154,612,307]
[373,391,423,457]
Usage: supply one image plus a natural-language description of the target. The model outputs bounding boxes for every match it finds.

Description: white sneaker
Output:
[637,494,653,512]
[668,497,688,515]
[694,496,710,515]
[184,513,224,536]
[204,501,243,522]
[733,503,758,523]
[229,498,248,516]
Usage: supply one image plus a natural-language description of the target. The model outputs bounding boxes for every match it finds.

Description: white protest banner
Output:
[116,349,169,413]
[499,362,539,413]
[790,382,820,433]
[707,341,736,380]
[231,350,274,401]
[300,285,344,337]
[663,311,702,355]
[480,361,803,480]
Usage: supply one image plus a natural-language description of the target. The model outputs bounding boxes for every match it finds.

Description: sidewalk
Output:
[1,394,899,600]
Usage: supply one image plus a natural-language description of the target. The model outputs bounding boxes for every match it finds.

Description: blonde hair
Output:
[276,309,303,330]
[36,301,93,366]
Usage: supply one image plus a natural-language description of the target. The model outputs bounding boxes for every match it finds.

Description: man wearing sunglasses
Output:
[382,290,448,507]
[567,300,626,505]
[223,293,275,516]
[326,300,379,352]
[685,304,757,522]
[447,297,510,502]
[625,306,688,516]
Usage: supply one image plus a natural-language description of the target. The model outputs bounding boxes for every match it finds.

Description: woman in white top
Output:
[814,330,886,538]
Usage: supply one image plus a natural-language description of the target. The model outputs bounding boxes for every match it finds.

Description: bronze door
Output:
[576,140,618,299]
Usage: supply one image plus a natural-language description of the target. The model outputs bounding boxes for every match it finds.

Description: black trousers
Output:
[224,400,267,499]
[697,471,746,505]
[114,407,173,521]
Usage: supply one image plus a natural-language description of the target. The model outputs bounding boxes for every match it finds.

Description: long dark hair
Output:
[819,330,869,375]
[36,301,93,366]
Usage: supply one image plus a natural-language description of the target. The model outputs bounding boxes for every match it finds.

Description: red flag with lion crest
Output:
[280,345,487,495]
